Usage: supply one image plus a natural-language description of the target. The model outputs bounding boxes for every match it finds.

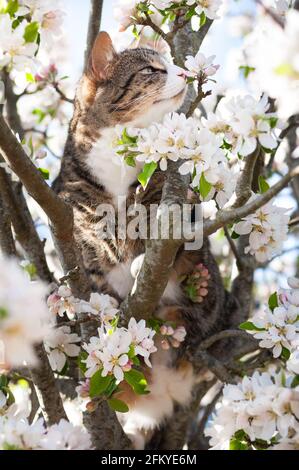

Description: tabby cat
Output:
[54,32,229,449]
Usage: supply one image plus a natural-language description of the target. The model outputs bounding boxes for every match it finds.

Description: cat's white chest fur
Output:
[86,128,142,203]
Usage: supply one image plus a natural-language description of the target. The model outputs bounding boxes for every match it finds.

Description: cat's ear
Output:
[88,32,117,81]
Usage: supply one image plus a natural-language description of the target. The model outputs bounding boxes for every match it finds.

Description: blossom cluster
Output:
[83,318,157,382]
[115,112,236,207]
[0,413,91,450]
[114,0,223,34]
[234,197,290,263]
[205,94,280,157]
[243,278,299,360]
[205,369,299,450]
[0,1,64,78]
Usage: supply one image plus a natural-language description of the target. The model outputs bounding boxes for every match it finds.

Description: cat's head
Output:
[77,32,187,130]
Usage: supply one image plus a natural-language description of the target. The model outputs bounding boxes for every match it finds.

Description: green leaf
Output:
[5,0,18,17]
[221,139,233,150]
[108,398,129,413]
[199,11,206,28]
[25,72,35,83]
[229,438,249,450]
[199,173,212,199]
[132,24,139,39]
[24,21,39,43]
[104,380,118,398]
[3,443,20,450]
[138,162,158,189]
[268,292,278,312]
[239,321,266,332]
[0,307,8,320]
[275,63,294,77]
[0,375,8,389]
[258,176,270,194]
[124,369,149,395]
[121,128,137,145]
[291,375,299,388]
[23,262,37,280]
[124,156,136,167]
[90,370,113,398]
[78,351,88,374]
[268,117,278,129]
[38,168,50,180]
[280,347,291,361]
[32,108,47,123]
[239,65,256,79]
[231,231,240,240]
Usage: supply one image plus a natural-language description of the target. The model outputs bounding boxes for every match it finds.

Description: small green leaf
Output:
[0,375,8,389]
[275,63,294,77]
[199,173,212,199]
[23,262,37,280]
[268,292,278,312]
[78,351,88,374]
[90,370,113,398]
[229,438,249,450]
[0,307,8,320]
[185,5,196,20]
[24,22,39,43]
[231,231,240,240]
[124,369,149,395]
[268,117,278,129]
[138,162,158,189]
[291,376,299,388]
[258,176,270,194]
[221,139,233,150]
[26,72,35,83]
[124,156,136,167]
[239,65,256,79]
[38,168,50,180]
[280,347,291,361]
[5,0,19,17]
[239,321,266,332]
[199,11,206,28]
[108,398,129,413]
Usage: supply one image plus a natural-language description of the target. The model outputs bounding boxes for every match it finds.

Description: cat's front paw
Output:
[181,263,211,303]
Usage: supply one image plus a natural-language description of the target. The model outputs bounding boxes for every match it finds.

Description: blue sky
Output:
[63,0,256,82]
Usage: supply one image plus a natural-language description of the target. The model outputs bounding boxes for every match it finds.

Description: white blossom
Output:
[245,278,299,359]
[187,0,223,20]
[185,52,219,78]
[128,318,157,367]
[0,256,50,367]
[39,419,91,450]
[234,198,290,262]
[0,14,38,71]
[0,414,91,450]
[44,326,81,372]
[206,370,299,449]
[47,285,82,320]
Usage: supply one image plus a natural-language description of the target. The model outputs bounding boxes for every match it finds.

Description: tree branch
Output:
[0,114,91,299]
[30,344,68,425]
[84,0,104,70]
[0,167,53,283]
[0,186,16,257]
[203,165,299,237]
[232,146,262,208]
[122,163,189,320]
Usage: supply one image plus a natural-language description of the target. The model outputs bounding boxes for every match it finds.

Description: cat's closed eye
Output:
[139,66,167,75]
